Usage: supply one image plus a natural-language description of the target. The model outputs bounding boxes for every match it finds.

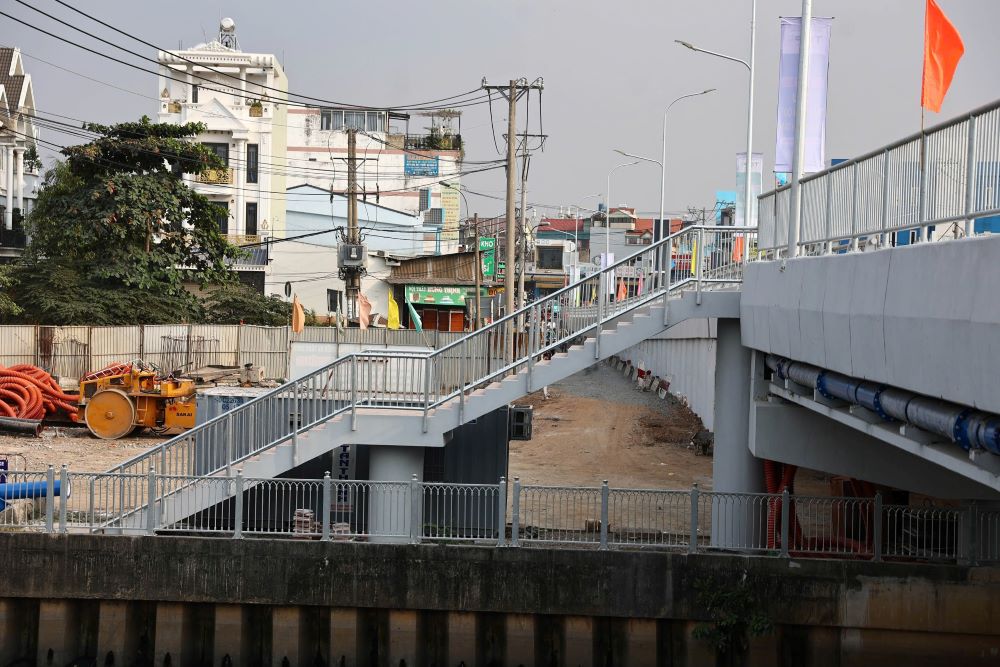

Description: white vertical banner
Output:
[736,152,764,227]
[774,17,833,174]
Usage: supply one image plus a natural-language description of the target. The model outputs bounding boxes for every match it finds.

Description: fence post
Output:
[292,379,300,462]
[146,467,157,535]
[496,476,507,547]
[350,355,358,432]
[850,163,860,252]
[824,173,835,254]
[964,115,978,238]
[596,273,605,360]
[879,149,891,247]
[459,338,467,424]
[873,492,883,562]
[409,474,421,545]
[780,488,790,558]
[688,483,699,554]
[233,469,244,539]
[917,132,928,243]
[88,476,95,531]
[58,465,68,534]
[322,471,332,542]
[511,477,521,547]
[961,503,976,566]
[600,480,609,550]
[45,465,55,533]
[527,305,537,393]
[225,420,234,476]
[422,356,432,434]
[695,226,705,305]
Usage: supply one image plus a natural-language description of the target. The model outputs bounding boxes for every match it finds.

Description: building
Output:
[388,252,501,331]
[271,184,427,318]
[156,19,286,286]
[0,47,39,261]
[284,106,464,249]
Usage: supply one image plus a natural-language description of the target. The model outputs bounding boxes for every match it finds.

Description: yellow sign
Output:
[440,183,461,240]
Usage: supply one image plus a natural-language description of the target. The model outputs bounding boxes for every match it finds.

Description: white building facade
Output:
[0,47,39,260]
[156,19,287,249]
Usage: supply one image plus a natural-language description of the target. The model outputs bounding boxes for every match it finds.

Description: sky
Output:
[6,0,999,219]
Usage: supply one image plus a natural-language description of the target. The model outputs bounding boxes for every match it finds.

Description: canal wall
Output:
[2,534,1000,666]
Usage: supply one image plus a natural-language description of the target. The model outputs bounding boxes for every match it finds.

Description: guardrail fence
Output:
[2,467,989,565]
[758,99,1000,257]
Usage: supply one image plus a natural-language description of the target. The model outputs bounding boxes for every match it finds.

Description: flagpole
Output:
[918,1,928,243]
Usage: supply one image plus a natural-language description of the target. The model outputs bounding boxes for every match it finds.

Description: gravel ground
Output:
[550,361,700,420]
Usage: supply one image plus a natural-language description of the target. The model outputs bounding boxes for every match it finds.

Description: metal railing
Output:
[104,226,754,522]
[1,467,988,565]
[758,98,1000,256]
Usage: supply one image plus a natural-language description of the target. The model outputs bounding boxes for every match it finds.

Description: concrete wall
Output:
[617,318,717,430]
[4,534,1000,667]
[741,235,1000,414]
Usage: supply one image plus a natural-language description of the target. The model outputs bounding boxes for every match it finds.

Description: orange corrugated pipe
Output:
[0,365,79,422]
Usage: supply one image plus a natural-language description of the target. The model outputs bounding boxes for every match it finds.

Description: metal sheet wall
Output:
[0,326,36,368]
[623,337,717,431]
[238,326,289,380]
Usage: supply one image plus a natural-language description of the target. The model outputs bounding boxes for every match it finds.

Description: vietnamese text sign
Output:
[479,237,496,278]
[406,285,469,306]
[404,157,440,177]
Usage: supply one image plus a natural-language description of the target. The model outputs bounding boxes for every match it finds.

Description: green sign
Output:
[406,285,471,306]
[497,261,506,280]
[479,237,496,278]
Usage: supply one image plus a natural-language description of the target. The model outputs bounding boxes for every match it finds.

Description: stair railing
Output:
[107,226,756,496]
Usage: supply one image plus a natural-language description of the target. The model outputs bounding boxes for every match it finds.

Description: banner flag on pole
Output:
[922,0,964,114]
[358,293,372,330]
[775,17,834,174]
[387,293,401,330]
[291,294,305,334]
[615,278,627,302]
[406,300,423,332]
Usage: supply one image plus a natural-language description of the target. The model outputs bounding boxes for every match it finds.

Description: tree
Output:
[202,283,291,326]
[13,116,242,324]
[0,265,22,320]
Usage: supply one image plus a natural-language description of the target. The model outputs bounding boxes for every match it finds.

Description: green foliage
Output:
[692,571,773,662]
[202,283,291,326]
[23,146,43,173]
[13,117,243,324]
[0,265,22,320]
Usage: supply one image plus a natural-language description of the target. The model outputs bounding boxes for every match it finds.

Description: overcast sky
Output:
[7,0,999,219]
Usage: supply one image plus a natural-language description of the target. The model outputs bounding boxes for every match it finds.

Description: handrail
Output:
[110,225,756,480]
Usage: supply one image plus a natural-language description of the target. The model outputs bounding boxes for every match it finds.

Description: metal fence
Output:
[0,324,468,384]
[758,98,1000,256]
[2,467,989,565]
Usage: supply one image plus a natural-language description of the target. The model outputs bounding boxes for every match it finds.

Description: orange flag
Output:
[615,278,627,302]
[922,0,964,114]
[291,294,305,334]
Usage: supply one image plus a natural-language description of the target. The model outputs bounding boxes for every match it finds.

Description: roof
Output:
[541,218,584,232]
[610,207,636,218]
[0,48,25,117]
[632,218,655,233]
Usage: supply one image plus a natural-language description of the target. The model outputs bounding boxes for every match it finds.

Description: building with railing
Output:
[285,106,464,246]
[0,47,40,261]
[156,17,286,268]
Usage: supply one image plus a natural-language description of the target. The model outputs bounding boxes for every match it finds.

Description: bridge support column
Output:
[368,446,424,543]
[711,319,765,549]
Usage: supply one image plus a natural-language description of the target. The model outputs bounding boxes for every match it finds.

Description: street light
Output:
[605,161,641,266]
[676,0,757,236]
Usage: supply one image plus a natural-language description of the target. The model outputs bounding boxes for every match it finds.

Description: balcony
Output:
[0,211,27,251]
[196,168,234,185]
[386,133,463,152]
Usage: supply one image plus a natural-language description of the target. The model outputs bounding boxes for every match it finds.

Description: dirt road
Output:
[510,363,714,490]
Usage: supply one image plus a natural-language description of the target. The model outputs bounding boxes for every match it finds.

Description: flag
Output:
[637,271,644,296]
[387,293,401,330]
[922,0,964,114]
[615,278,627,302]
[291,294,305,334]
[691,240,698,276]
[358,293,372,330]
[406,300,423,332]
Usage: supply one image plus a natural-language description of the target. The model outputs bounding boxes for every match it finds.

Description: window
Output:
[366,111,385,132]
[246,144,258,183]
[537,246,563,270]
[320,109,344,131]
[418,188,431,212]
[216,208,229,234]
[245,202,258,236]
[345,111,366,130]
[424,208,443,226]
[191,84,199,104]
[203,142,229,166]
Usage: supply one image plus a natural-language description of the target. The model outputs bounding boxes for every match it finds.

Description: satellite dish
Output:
[284,281,292,298]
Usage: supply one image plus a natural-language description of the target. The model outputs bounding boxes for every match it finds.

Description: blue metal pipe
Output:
[765,354,1000,454]
[0,480,67,511]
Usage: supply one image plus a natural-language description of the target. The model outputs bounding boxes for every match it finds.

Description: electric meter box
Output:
[338,243,368,268]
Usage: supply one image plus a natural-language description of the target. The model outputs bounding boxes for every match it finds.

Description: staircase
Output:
[105,225,752,531]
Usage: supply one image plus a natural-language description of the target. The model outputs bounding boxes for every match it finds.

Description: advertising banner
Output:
[774,17,833,174]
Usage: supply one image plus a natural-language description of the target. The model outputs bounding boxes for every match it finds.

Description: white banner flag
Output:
[736,152,763,227]
[775,17,833,174]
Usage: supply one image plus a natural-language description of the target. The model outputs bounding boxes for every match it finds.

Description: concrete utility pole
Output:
[473,213,481,330]
[346,128,360,318]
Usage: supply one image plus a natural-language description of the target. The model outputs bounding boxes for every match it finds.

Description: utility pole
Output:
[345,128,360,319]
[473,213,481,331]
[517,151,529,329]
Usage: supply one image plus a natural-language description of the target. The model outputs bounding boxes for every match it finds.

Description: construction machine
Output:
[77,362,197,440]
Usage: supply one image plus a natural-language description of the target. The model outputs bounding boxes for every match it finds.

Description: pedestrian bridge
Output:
[104,97,1000,530]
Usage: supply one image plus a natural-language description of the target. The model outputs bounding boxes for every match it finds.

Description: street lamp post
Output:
[676,0,756,236]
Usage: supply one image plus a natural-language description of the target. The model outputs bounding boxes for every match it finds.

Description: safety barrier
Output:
[758,98,1000,256]
[1,467,989,565]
